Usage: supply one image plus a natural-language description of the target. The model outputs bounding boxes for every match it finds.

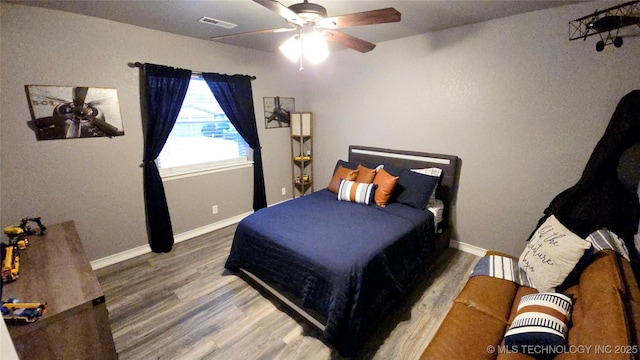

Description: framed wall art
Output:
[26,85,125,140]
[263,96,294,129]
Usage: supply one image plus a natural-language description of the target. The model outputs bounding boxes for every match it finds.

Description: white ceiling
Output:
[8,0,588,53]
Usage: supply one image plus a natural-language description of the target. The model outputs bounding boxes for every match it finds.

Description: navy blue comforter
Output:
[224,189,436,356]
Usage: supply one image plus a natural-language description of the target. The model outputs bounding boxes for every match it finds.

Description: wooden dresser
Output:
[4,221,117,359]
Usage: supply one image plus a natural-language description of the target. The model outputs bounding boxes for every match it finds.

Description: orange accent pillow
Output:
[328,166,359,194]
[355,164,376,183]
[372,168,399,207]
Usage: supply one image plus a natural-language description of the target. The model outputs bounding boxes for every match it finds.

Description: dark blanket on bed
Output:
[534,90,640,277]
[225,189,436,356]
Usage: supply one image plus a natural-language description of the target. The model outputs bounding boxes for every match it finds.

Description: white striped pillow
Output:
[337,180,377,205]
[504,292,573,355]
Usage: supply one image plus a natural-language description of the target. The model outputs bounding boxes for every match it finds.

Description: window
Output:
[158,76,251,178]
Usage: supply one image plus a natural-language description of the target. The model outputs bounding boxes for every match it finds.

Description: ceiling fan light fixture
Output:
[279,34,301,62]
[302,31,329,64]
[279,31,329,65]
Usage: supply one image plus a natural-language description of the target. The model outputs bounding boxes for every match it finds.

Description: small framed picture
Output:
[26,85,125,140]
[264,96,294,129]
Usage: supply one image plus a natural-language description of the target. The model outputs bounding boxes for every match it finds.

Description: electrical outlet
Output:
[281,187,286,195]
[212,205,218,215]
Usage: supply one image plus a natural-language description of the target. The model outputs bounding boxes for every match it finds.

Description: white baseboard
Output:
[90,211,253,270]
[172,211,253,243]
[449,239,487,257]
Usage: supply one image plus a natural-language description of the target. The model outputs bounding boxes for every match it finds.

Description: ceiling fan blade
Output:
[253,0,306,26]
[211,27,296,40]
[324,30,376,53]
[320,8,401,29]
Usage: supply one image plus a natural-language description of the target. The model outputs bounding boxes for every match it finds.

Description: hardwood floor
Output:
[96,225,480,360]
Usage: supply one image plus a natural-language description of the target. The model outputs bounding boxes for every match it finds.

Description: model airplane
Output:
[569,0,640,51]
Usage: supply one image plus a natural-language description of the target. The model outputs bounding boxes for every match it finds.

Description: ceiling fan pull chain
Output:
[299,30,304,71]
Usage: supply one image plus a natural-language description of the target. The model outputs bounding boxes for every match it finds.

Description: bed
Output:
[224,145,460,356]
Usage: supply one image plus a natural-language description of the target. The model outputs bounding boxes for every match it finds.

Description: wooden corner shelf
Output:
[290,112,313,198]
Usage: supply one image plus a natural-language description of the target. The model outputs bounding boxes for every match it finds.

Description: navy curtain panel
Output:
[142,64,192,253]
[203,73,267,211]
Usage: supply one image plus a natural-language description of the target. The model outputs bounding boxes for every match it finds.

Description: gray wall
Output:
[1,2,639,262]
[0,3,301,260]
[304,2,640,257]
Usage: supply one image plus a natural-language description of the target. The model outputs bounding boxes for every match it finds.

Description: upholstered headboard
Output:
[348,145,460,230]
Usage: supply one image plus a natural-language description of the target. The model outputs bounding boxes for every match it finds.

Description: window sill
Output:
[160,160,254,181]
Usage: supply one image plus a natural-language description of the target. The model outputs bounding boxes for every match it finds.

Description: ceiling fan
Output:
[211,0,401,66]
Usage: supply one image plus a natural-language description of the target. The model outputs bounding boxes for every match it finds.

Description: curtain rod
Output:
[129,62,256,80]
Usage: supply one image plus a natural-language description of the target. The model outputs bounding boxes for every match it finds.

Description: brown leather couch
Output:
[421,250,640,360]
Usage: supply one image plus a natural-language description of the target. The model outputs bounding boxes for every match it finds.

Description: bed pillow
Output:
[504,292,573,356]
[518,215,592,293]
[412,167,442,203]
[376,163,403,177]
[372,168,399,207]
[355,164,377,183]
[334,159,362,171]
[395,168,439,209]
[328,166,359,194]
[337,180,377,205]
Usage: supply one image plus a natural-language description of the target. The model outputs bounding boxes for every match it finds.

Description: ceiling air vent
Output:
[198,16,238,29]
